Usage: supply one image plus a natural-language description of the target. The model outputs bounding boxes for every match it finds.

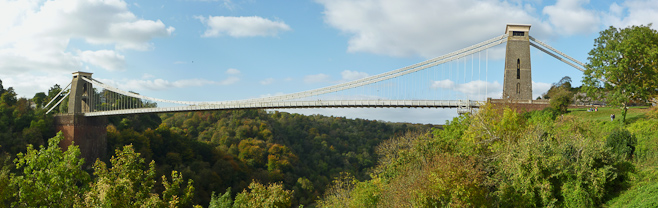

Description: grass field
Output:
[568,106,652,123]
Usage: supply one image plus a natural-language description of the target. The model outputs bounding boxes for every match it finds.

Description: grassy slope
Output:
[568,106,651,122]
[567,106,658,207]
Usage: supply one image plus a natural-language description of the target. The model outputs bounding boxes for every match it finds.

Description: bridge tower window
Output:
[516,59,520,79]
[516,83,520,94]
[513,31,525,36]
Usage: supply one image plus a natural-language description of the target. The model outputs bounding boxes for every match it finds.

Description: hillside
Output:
[107,109,432,206]
[316,104,658,207]
[0,79,433,207]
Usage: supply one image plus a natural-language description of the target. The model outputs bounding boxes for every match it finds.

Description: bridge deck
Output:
[83,100,483,117]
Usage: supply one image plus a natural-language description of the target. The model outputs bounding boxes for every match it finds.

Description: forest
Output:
[0,79,432,207]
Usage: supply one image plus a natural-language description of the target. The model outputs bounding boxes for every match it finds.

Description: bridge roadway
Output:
[83,99,484,117]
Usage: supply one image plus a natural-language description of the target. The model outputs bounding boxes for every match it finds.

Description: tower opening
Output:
[513,31,525,36]
[517,59,520,79]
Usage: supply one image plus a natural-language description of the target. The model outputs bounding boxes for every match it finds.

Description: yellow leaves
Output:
[375,154,488,208]
[234,180,293,208]
[463,103,525,155]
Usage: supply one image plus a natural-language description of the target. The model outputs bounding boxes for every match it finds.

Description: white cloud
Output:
[341,70,369,81]
[0,0,174,97]
[316,0,553,58]
[532,81,552,99]
[222,0,237,10]
[1,73,70,98]
[99,78,223,91]
[219,76,240,85]
[197,15,291,37]
[603,0,658,30]
[226,68,241,75]
[304,73,332,84]
[429,80,550,100]
[97,71,240,92]
[78,50,125,71]
[432,79,503,99]
[260,78,274,85]
[431,79,456,89]
[0,0,174,51]
[543,0,600,35]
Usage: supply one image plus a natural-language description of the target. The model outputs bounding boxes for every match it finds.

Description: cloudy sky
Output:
[1,0,656,124]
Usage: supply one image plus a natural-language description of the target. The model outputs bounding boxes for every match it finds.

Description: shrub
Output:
[606,129,637,161]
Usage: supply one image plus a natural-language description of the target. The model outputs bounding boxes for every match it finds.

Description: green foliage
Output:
[233,181,293,208]
[348,180,380,208]
[543,76,574,100]
[155,109,427,206]
[1,87,17,106]
[2,131,197,208]
[238,138,266,167]
[83,144,194,207]
[607,175,658,207]
[0,83,53,156]
[627,119,658,166]
[209,188,233,208]
[32,92,47,108]
[0,154,12,206]
[583,25,658,123]
[550,86,574,113]
[316,172,358,208]
[606,129,637,161]
[11,132,89,207]
[317,102,649,207]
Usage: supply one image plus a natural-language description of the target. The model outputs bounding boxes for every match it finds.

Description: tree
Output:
[11,133,89,207]
[83,145,194,207]
[542,76,573,99]
[209,188,233,208]
[233,181,293,208]
[583,25,658,123]
[32,92,47,108]
[0,79,5,95]
[0,87,17,106]
[549,86,573,113]
[0,154,11,206]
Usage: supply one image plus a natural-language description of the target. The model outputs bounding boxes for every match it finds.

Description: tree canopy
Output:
[583,24,658,122]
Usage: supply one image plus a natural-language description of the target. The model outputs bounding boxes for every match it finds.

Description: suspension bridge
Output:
[48,24,590,162]
[45,24,587,117]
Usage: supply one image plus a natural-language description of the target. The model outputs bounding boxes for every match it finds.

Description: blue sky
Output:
[1,0,657,124]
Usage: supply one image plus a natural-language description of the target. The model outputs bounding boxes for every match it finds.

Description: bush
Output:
[606,129,637,161]
[627,120,658,165]
[549,87,573,113]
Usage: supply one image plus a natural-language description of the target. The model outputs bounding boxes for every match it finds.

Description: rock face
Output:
[503,24,532,101]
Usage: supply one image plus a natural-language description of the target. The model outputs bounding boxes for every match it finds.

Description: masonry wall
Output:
[503,31,533,100]
[55,114,107,165]
[489,99,549,113]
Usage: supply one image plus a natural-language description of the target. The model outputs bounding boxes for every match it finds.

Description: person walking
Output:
[611,114,615,121]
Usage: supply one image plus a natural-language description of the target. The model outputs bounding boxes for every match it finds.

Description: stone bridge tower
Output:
[503,24,532,100]
[54,72,107,165]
